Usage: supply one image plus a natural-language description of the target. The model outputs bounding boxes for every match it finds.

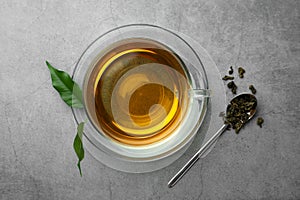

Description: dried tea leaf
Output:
[249,85,257,94]
[238,67,245,78]
[222,75,234,81]
[227,81,237,94]
[257,117,264,128]
[229,66,234,75]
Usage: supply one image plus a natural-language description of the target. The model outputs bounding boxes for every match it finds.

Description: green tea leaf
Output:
[73,122,85,176]
[46,61,83,108]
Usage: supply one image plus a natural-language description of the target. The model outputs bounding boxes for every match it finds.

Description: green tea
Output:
[84,39,190,145]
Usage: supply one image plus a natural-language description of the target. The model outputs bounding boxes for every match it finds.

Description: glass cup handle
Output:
[189,89,212,99]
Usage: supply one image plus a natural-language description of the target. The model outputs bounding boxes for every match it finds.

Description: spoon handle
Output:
[168,124,228,188]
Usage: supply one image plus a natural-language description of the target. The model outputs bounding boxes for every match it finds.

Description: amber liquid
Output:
[84,38,190,146]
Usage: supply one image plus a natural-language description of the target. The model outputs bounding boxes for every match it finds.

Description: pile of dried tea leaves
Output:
[222,66,264,133]
[224,94,257,133]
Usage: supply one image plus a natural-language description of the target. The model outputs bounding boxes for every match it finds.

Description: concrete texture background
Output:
[0,0,299,199]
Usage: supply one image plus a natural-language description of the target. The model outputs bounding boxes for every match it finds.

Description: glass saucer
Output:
[71,24,226,173]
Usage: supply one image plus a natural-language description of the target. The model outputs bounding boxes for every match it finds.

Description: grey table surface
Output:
[1,0,299,199]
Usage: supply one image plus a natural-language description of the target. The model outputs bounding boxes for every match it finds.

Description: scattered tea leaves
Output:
[46,61,83,108]
[257,117,264,128]
[222,75,234,81]
[229,66,234,75]
[227,81,237,94]
[249,85,257,94]
[238,67,245,78]
[225,94,257,133]
[73,122,85,176]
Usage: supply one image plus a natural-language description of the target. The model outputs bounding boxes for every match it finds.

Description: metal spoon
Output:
[168,93,257,188]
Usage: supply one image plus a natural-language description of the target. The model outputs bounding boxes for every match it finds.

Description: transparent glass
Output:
[71,24,225,172]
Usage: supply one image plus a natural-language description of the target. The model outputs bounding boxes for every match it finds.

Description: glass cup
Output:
[72,24,211,172]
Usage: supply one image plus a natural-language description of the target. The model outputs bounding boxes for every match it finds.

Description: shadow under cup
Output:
[72,24,209,171]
